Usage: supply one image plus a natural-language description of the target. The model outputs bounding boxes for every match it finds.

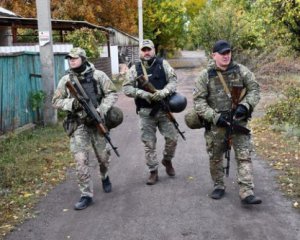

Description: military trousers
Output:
[204,125,255,199]
[70,124,110,198]
[138,108,178,172]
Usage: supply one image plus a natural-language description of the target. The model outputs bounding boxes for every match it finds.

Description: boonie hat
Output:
[66,47,87,59]
[212,40,231,54]
[140,39,154,50]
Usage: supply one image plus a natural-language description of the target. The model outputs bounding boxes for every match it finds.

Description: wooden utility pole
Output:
[36,0,57,124]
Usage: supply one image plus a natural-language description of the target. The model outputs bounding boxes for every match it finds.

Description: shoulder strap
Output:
[216,71,231,99]
[85,70,106,97]
[69,73,89,100]
[135,61,149,81]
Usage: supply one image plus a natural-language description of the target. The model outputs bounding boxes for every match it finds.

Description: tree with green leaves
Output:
[189,0,268,55]
[254,0,300,52]
[184,0,206,21]
[143,0,187,56]
[65,28,105,58]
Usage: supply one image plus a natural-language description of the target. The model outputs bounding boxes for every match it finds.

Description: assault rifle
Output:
[65,78,120,157]
[136,75,186,140]
[224,86,250,176]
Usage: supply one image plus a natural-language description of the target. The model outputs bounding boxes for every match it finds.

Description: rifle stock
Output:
[65,80,120,157]
[136,75,186,140]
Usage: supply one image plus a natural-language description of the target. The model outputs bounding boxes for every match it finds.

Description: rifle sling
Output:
[141,63,149,81]
[216,71,231,99]
[217,71,246,102]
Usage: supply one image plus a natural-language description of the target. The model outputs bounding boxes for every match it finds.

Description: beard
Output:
[142,56,156,68]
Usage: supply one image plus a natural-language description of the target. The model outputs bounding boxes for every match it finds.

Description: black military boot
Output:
[210,189,225,200]
[102,176,112,193]
[146,170,158,185]
[74,196,93,210]
[241,195,262,204]
[161,159,175,176]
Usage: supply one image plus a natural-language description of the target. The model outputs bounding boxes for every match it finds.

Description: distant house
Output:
[0,7,20,45]
[106,27,139,74]
[0,7,139,75]
[0,7,140,134]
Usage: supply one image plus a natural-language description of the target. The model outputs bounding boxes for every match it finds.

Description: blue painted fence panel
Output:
[0,52,66,134]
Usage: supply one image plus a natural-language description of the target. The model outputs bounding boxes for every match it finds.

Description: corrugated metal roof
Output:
[0,7,19,17]
[0,16,112,33]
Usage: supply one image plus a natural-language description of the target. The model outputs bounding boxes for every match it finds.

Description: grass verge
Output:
[251,57,300,210]
[0,124,72,238]
[251,118,300,210]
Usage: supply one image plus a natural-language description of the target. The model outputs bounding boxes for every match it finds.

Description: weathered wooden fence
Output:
[0,52,66,135]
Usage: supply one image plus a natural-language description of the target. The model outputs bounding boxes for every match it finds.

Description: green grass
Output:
[0,124,72,238]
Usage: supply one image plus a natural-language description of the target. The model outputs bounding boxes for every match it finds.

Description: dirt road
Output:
[5,53,299,240]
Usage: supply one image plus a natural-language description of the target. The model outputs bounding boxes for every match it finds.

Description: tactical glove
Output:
[216,112,230,128]
[151,88,170,101]
[136,89,153,103]
[72,99,82,111]
[234,104,248,121]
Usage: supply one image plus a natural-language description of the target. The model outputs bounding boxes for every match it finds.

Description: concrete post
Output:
[138,0,143,48]
[36,0,57,124]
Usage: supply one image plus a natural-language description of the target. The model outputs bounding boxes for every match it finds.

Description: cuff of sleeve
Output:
[66,99,75,111]
[97,104,110,115]
[136,89,143,97]
[213,113,221,125]
[239,103,251,111]
[163,88,170,96]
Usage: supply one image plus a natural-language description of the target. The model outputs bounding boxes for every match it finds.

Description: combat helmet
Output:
[105,106,123,129]
[184,108,205,129]
[168,93,187,113]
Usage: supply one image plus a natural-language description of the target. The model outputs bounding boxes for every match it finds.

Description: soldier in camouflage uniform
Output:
[123,39,178,185]
[52,47,118,210]
[193,40,262,204]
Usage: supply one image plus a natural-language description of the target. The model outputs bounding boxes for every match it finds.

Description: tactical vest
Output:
[135,58,167,109]
[207,64,243,113]
[73,70,102,107]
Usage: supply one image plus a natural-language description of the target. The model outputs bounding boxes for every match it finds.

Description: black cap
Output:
[212,40,231,54]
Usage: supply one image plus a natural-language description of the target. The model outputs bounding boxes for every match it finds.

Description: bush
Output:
[265,86,300,127]
[65,28,106,58]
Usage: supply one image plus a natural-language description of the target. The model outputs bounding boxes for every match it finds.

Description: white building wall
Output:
[0,44,73,53]
[100,45,119,74]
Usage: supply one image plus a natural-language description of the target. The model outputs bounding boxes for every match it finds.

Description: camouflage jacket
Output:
[122,58,177,98]
[193,60,260,124]
[52,62,118,118]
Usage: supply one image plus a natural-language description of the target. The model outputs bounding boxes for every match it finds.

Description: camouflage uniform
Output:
[52,61,118,198]
[123,58,178,172]
[193,60,260,199]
